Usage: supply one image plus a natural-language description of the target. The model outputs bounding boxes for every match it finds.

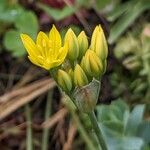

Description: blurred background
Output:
[0,0,149,150]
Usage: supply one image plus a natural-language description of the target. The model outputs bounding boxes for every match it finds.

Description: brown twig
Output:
[63,122,76,150]
[0,77,51,103]
[42,108,68,129]
[0,122,26,141]
[0,79,56,120]
[13,66,45,89]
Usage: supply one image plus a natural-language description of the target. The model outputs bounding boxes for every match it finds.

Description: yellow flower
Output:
[21,25,68,70]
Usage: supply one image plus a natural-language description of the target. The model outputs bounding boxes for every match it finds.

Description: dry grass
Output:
[0,78,56,120]
[42,108,68,129]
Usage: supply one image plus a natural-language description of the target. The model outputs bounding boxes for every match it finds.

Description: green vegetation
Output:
[0,0,149,149]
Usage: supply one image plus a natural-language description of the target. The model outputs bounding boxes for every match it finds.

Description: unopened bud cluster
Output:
[56,25,108,112]
[56,25,108,94]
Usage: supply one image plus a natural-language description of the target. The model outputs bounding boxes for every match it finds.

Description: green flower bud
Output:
[73,79,100,113]
[78,31,88,59]
[68,68,74,81]
[57,69,72,93]
[65,28,79,61]
[90,25,108,60]
[74,64,88,87]
[102,59,107,74]
[80,56,86,71]
[82,49,103,78]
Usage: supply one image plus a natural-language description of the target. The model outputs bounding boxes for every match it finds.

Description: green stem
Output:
[42,91,52,150]
[25,104,33,150]
[71,111,96,150]
[63,95,96,150]
[88,111,108,150]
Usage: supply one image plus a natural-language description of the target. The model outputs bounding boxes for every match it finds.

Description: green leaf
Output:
[112,99,129,115]
[123,110,130,132]
[96,100,147,150]
[0,0,5,7]
[97,105,122,122]
[15,11,38,38]
[37,3,76,21]
[109,0,150,43]
[0,1,23,23]
[137,121,150,144]
[103,121,124,134]
[3,30,26,57]
[76,0,92,8]
[96,99,129,123]
[95,0,113,9]
[100,124,144,150]
[73,79,100,113]
[125,104,145,135]
[107,136,144,150]
[106,0,136,21]
[3,11,38,57]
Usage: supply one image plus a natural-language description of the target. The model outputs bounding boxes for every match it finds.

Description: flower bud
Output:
[81,50,103,78]
[65,28,79,61]
[73,79,100,113]
[80,56,86,71]
[78,31,88,59]
[68,68,74,81]
[102,59,107,74]
[57,69,72,93]
[74,64,88,87]
[90,25,108,60]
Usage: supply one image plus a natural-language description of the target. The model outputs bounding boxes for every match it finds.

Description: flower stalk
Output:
[88,111,108,150]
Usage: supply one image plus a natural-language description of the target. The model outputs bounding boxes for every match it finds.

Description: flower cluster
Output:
[56,25,108,93]
[21,25,108,112]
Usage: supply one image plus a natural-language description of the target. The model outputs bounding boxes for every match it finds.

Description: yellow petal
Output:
[36,31,49,48]
[49,60,63,68]
[28,55,44,68]
[20,34,37,56]
[42,62,52,70]
[57,43,68,61]
[36,31,50,57]
[49,25,62,51]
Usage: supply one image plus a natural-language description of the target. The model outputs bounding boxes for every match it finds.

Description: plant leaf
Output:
[137,121,150,144]
[3,30,26,57]
[0,1,23,23]
[15,11,38,38]
[125,104,145,135]
[37,3,76,21]
[100,124,144,150]
[109,0,150,43]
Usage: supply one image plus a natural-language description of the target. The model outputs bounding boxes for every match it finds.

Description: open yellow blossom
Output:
[21,25,68,70]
